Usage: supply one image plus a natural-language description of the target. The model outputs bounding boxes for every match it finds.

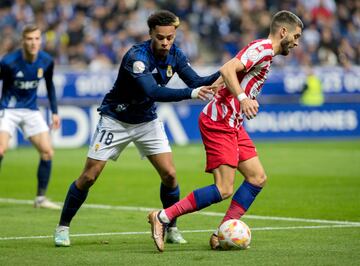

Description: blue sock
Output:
[193,184,222,210]
[37,159,51,196]
[232,180,262,210]
[59,181,88,227]
[160,183,180,227]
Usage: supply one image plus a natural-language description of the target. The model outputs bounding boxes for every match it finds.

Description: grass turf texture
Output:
[0,140,359,265]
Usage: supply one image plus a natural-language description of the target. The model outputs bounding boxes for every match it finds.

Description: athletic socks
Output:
[37,159,52,196]
[221,180,262,224]
[0,155,3,171]
[160,183,180,227]
[59,181,88,227]
[163,184,222,222]
[221,200,246,224]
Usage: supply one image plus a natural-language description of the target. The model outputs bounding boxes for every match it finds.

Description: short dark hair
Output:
[147,10,180,32]
[270,10,303,35]
[22,24,40,37]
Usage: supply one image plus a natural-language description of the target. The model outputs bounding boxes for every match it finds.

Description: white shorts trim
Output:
[87,116,171,161]
[0,109,49,138]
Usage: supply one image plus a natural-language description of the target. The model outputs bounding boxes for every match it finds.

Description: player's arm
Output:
[129,58,214,101]
[0,63,3,81]
[209,76,225,94]
[44,61,60,129]
[135,74,213,101]
[220,58,259,119]
[176,52,220,88]
[0,61,8,81]
[177,63,220,88]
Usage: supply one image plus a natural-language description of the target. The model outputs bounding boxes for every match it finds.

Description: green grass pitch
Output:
[0,140,359,265]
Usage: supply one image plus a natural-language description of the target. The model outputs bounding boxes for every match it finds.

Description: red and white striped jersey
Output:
[202,39,274,128]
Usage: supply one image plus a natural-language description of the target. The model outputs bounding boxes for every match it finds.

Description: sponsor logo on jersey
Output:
[14,80,39,89]
[151,68,158,74]
[15,71,24,78]
[37,68,43,78]
[166,65,173,77]
[133,61,145,73]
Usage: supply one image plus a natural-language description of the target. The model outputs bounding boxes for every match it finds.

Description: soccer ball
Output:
[218,219,251,250]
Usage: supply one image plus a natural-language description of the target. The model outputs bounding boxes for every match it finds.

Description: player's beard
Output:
[280,37,291,56]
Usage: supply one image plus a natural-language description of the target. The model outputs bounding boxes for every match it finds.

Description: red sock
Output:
[220,200,246,225]
[164,192,197,221]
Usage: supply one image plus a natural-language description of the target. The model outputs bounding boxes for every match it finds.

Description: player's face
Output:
[22,29,42,57]
[280,26,302,56]
[150,25,176,59]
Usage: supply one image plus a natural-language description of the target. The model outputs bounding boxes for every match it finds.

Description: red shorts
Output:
[199,113,257,173]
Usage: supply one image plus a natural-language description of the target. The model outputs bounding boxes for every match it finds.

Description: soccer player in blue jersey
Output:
[0,25,61,210]
[54,10,220,247]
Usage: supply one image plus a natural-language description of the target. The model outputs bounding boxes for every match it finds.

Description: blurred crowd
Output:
[0,0,359,69]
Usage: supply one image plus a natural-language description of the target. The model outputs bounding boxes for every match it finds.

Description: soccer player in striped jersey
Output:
[148,10,303,252]
[0,25,61,210]
[54,10,219,247]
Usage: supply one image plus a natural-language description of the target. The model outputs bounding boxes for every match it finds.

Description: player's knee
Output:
[217,185,234,200]
[248,172,267,187]
[161,168,177,187]
[40,149,54,161]
[78,172,98,189]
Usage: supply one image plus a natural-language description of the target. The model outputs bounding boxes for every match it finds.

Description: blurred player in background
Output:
[148,10,303,252]
[0,25,61,209]
[54,10,220,247]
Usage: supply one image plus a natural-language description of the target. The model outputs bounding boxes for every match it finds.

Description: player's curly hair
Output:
[270,10,303,35]
[147,10,180,33]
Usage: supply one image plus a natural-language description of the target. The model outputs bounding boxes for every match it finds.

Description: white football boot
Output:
[54,225,70,247]
[34,197,61,210]
[166,227,188,244]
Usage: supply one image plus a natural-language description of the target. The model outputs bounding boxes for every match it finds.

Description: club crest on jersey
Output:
[37,68,43,78]
[246,49,260,62]
[133,61,145,73]
[166,65,173,77]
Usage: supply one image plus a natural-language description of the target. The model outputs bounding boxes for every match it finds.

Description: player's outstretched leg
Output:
[148,211,166,252]
[209,180,262,250]
[54,225,70,247]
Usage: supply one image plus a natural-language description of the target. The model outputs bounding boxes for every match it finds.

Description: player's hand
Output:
[191,85,218,101]
[50,114,61,130]
[240,98,259,120]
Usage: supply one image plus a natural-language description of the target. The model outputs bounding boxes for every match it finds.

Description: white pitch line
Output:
[1,224,359,241]
[1,197,359,226]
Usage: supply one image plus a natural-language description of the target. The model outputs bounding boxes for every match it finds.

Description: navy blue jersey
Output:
[0,49,58,114]
[98,40,220,124]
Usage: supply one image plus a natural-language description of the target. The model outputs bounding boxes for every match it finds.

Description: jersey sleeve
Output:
[124,52,192,102]
[44,60,58,114]
[0,61,8,80]
[235,41,272,72]
[124,52,152,79]
[176,49,220,87]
